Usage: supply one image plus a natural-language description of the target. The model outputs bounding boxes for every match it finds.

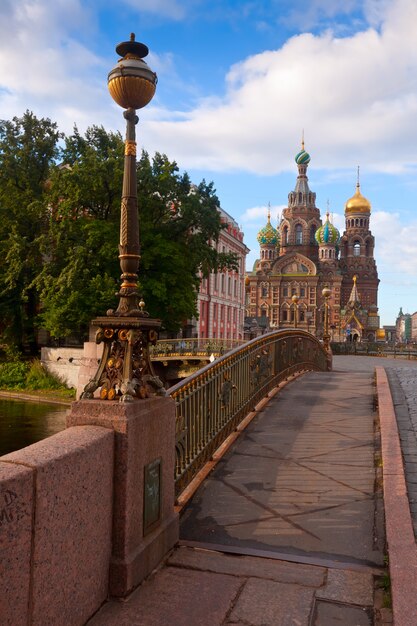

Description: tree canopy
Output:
[0,112,238,349]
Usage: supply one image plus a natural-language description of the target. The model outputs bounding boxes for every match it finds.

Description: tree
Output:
[35,125,124,338]
[137,151,238,332]
[37,129,237,337]
[0,111,62,351]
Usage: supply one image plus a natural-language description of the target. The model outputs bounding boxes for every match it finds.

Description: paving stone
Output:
[229,577,314,626]
[88,567,242,626]
[313,600,372,625]
[168,546,326,587]
[316,569,374,606]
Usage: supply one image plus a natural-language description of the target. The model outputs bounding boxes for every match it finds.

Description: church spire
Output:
[348,275,360,306]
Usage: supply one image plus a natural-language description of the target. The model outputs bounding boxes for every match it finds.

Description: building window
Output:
[282,309,288,321]
[310,225,316,244]
[283,226,288,245]
[300,287,305,297]
[353,241,361,256]
[283,286,288,297]
[261,308,267,318]
[299,310,305,322]
[262,286,268,297]
[295,224,303,245]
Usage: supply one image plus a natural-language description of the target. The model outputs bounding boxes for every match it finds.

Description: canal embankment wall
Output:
[41,344,102,398]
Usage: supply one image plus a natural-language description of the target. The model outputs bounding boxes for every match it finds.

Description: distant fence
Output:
[169,329,329,497]
[150,337,244,359]
[331,342,417,360]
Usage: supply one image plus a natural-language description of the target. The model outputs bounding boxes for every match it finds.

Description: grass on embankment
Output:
[0,348,76,402]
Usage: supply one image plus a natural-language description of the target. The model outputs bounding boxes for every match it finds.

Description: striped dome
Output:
[257,214,279,246]
[295,148,311,165]
[315,214,340,245]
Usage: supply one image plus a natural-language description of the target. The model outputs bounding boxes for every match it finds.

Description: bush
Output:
[0,352,73,395]
[0,360,29,389]
[25,359,66,391]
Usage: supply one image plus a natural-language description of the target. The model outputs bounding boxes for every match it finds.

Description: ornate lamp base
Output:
[81,316,166,402]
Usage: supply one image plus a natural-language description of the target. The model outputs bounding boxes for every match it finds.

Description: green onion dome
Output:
[315,213,340,245]
[295,143,311,165]
[257,212,279,246]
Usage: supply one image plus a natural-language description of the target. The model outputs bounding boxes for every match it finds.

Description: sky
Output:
[1,0,416,326]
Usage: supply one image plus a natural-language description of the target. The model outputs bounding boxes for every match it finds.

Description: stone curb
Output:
[0,390,72,406]
[376,366,417,626]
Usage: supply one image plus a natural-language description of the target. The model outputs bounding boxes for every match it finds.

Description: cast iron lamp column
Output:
[322,287,331,349]
[292,295,299,329]
[81,34,163,403]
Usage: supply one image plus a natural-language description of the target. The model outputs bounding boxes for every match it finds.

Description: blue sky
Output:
[1,0,416,326]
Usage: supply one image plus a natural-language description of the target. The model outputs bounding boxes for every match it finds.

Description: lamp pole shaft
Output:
[115,108,141,316]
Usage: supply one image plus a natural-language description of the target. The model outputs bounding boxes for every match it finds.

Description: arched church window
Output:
[353,241,361,256]
[299,310,305,322]
[365,240,370,257]
[283,226,288,245]
[295,224,303,245]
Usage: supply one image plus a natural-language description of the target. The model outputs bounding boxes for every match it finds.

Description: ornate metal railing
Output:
[150,337,244,359]
[168,329,329,497]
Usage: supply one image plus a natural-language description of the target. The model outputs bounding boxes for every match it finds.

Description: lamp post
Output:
[322,286,331,349]
[81,34,163,403]
[291,295,299,329]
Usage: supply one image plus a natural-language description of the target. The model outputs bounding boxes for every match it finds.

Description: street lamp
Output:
[322,286,331,349]
[291,295,299,329]
[81,34,163,403]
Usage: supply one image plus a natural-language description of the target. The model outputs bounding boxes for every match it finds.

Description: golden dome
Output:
[345,183,371,214]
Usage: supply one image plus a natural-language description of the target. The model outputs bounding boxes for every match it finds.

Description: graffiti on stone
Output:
[0,490,29,528]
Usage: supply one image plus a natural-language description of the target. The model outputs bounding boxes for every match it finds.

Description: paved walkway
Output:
[90,356,396,626]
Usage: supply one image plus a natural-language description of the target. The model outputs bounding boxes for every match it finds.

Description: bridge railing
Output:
[150,337,244,359]
[168,329,329,497]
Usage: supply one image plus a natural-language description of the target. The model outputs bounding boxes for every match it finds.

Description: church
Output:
[245,143,380,342]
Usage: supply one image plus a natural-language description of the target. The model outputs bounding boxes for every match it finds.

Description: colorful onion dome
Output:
[295,139,311,165]
[315,213,340,245]
[345,182,371,214]
[257,210,279,246]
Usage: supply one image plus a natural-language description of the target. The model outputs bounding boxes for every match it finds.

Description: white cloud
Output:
[372,210,417,276]
[241,204,286,222]
[138,0,417,175]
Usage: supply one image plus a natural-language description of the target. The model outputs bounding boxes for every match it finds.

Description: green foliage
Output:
[0,360,29,389]
[1,114,239,344]
[0,354,71,393]
[25,359,66,391]
[138,151,239,331]
[0,111,62,351]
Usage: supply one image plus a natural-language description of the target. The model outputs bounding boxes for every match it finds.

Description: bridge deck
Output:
[89,358,390,626]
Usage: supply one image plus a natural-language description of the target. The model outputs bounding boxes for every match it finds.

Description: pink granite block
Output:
[0,462,34,626]
[376,367,417,626]
[68,397,179,597]
[2,425,114,626]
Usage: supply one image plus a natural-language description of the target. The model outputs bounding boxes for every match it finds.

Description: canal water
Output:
[0,398,67,457]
